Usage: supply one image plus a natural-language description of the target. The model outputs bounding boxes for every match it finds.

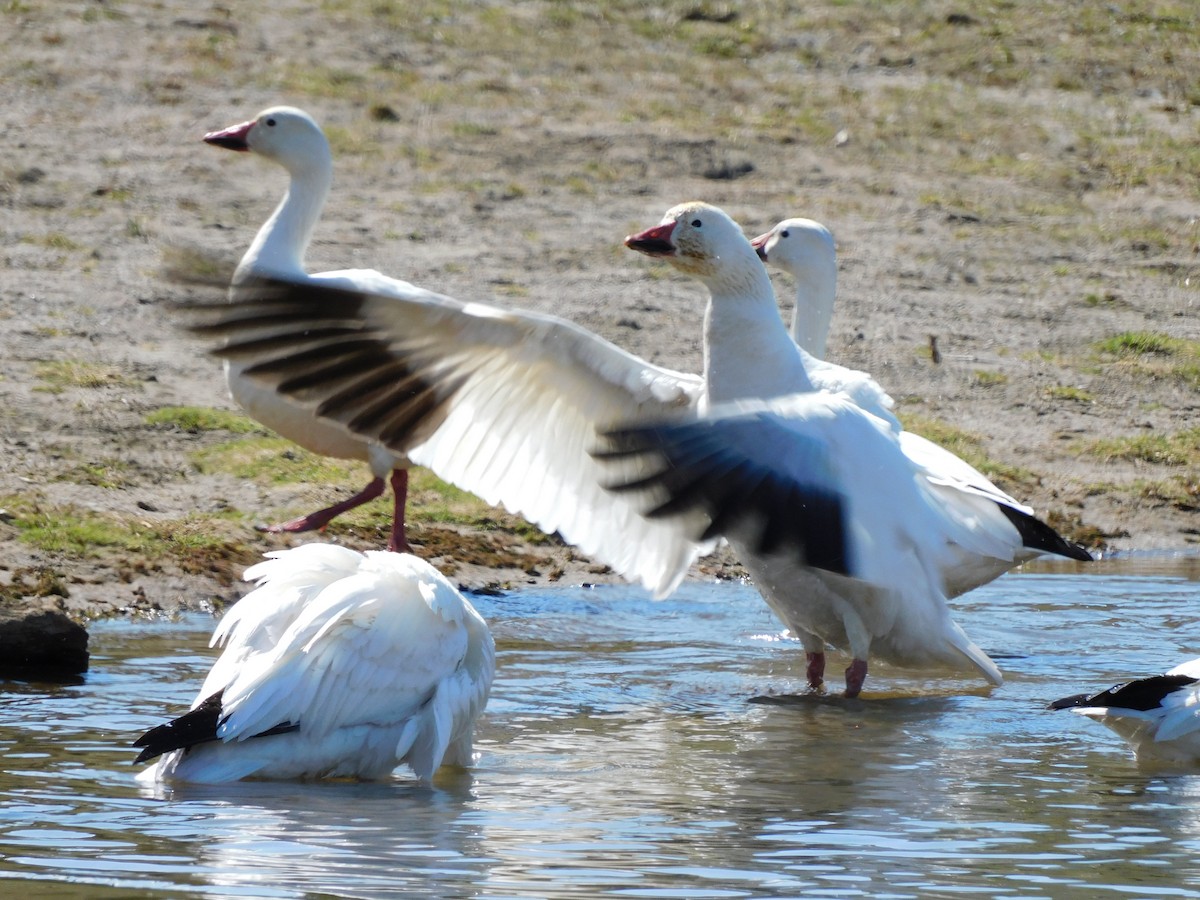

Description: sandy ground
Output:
[2,2,1197,621]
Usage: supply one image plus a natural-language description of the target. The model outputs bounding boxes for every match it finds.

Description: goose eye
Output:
[780,229,790,238]
[265,117,277,127]
[691,219,702,228]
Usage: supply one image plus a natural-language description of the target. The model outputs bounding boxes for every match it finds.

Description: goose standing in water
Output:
[606,202,1006,696]
[201,106,418,550]
[135,543,494,783]
[751,218,1090,599]
[1051,658,1200,766]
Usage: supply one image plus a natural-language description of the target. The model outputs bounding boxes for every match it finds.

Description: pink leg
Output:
[806,651,826,690]
[386,468,410,553]
[844,659,869,698]
[259,476,386,535]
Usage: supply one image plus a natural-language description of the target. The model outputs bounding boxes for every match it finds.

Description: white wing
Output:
[216,556,477,746]
[139,546,494,783]
[802,350,899,429]
[197,543,368,700]
[187,277,711,597]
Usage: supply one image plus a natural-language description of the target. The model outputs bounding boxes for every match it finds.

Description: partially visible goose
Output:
[135,543,494,783]
[1051,659,1200,766]
[752,218,1090,598]
[202,106,417,550]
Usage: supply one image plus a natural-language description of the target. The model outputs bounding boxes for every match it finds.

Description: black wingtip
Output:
[133,690,225,764]
[1047,692,1093,711]
[1049,673,1197,713]
[133,689,302,764]
[595,420,854,579]
[996,504,1093,561]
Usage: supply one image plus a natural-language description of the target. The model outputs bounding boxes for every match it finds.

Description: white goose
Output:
[188,202,1016,696]
[752,218,1090,599]
[1051,659,1200,766]
[134,543,494,783]
[202,106,417,551]
[609,203,1007,696]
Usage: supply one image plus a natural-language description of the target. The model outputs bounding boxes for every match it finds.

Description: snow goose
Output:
[181,201,1010,695]
[1051,658,1200,766]
[751,217,1090,598]
[611,202,1011,696]
[202,106,416,550]
[134,543,494,783]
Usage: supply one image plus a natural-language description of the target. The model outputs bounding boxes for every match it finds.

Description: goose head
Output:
[204,106,331,176]
[750,218,838,357]
[750,217,837,290]
[625,202,763,291]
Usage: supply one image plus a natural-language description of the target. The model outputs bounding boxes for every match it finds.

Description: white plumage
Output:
[1051,658,1200,766]
[607,202,1009,696]
[751,217,1089,600]
[135,543,494,783]
[181,241,710,600]
[202,106,419,550]
[181,198,1083,696]
[596,392,1007,687]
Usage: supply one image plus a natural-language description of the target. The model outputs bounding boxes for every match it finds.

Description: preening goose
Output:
[1051,658,1200,766]
[751,218,1090,598]
[135,543,494,783]
[202,106,417,551]
[609,202,1006,696]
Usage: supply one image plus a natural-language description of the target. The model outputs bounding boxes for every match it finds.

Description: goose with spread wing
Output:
[186,203,1016,695]
[606,203,1009,696]
[178,240,709,599]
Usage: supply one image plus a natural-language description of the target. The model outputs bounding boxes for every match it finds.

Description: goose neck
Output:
[702,272,815,404]
[234,158,332,282]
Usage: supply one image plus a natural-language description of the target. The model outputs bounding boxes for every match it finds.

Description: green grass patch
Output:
[1082,428,1200,467]
[1133,475,1200,511]
[3,495,161,556]
[1094,331,1189,356]
[1044,385,1094,403]
[972,370,1009,387]
[1091,331,1200,387]
[192,435,359,485]
[24,232,83,251]
[34,360,139,393]
[54,460,134,489]
[144,406,263,434]
[1,494,256,578]
[190,437,542,536]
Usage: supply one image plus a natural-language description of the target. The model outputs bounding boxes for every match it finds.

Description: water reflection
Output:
[2,561,1200,897]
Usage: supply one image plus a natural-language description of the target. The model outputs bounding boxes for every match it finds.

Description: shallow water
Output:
[3,559,1200,898]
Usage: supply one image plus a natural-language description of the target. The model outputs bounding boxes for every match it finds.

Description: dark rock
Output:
[702,160,754,181]
[0,604,89,679]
